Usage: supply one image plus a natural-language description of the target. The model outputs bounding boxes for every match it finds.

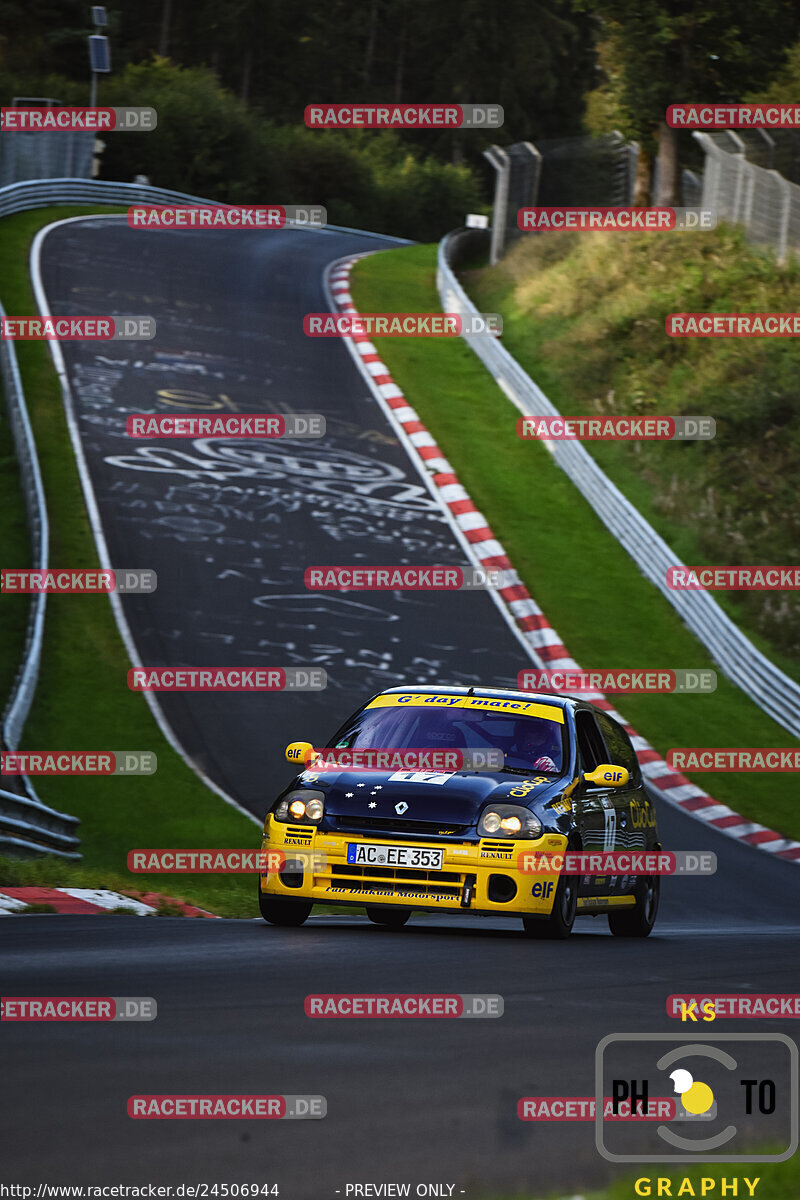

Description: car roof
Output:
[375,685,578,713]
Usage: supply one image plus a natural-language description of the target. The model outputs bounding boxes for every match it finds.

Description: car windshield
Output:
[331,703,564,773]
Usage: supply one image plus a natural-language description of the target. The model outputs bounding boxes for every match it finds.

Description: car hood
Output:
[293,768,565,824]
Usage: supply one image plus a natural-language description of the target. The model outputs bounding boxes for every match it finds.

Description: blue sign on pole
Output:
[88,35,111,73]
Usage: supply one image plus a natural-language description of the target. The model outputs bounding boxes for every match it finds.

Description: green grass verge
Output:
[0,207,260,917]
[0,853,257,916]
[464,225,800,676]
[0,397,29,704]
[349,244,800,840]
[479,1153,797,1199]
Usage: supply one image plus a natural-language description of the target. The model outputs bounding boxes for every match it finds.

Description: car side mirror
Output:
[286,741,317,767]
[583,764,629,788]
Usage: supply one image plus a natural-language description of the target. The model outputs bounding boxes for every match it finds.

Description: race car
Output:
[258,685,661,938]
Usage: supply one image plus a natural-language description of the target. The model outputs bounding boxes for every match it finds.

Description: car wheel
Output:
[608,874,660,937]
[522,870,578,940]
[258,887,312,926]
[366,906,411,929]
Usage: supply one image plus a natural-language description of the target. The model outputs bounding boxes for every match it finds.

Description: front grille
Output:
[334,816,470,837]
[333,864,462,884]
[330,863,463,898]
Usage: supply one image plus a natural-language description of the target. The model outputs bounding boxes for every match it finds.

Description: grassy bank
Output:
[481,1152,797,1199]
[0,208,259,917]
[465,225,800,676]
[350,244,800,839]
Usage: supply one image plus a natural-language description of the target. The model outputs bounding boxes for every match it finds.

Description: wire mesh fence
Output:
[0,131,95,187]
[695,131,800,261]
[483,132,637,263]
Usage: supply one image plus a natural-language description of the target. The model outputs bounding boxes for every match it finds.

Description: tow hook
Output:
[460,873,477,907]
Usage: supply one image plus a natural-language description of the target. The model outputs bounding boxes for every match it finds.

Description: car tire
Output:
[608,874,660,938]
[366,906,411,929]
[522,869,578,940]
[258,887,312,927]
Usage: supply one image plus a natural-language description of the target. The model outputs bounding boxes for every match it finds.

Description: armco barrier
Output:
[0,295,48,751]
[437,227,800,740]
[0,789,80,859]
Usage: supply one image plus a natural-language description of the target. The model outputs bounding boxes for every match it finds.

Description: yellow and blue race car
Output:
[258,685,661,939]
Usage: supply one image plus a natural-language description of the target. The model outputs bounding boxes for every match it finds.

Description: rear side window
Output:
[575,710,606,772]
[595,711,641,780]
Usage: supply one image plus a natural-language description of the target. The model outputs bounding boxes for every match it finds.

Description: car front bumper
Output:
[259,820,568,917]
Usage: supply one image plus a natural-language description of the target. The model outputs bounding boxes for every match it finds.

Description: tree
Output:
[577,0,800,204]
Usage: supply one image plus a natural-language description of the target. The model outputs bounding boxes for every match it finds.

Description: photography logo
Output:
[669,1067,716,1118]
[595,1033,798,1162]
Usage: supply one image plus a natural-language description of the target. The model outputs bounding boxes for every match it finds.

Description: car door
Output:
[572,708,621,899]
[593,709,648,896]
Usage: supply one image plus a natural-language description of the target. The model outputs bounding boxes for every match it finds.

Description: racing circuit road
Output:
[1,220,799,1197]
[32,216,530,812]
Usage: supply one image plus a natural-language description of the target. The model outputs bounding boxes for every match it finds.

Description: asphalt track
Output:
[2,220,799,1196]
[2,816,800,1196]
[35,217,528,814]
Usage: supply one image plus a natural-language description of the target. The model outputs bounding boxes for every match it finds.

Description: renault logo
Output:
[395,801,409,815]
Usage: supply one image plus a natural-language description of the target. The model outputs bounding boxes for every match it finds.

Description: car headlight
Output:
[478,804,542,839]
[273,790,325,824]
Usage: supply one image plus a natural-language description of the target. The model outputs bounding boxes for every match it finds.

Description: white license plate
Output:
[346,842,444,870]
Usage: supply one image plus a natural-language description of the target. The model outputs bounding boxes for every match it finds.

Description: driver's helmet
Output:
[506,718,560,768]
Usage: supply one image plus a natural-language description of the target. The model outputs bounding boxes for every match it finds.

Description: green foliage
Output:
[0,59,483,239]
[467,224,800,665]
[0,0,594,147]
[747,36,800,103]
[577,0,800,143]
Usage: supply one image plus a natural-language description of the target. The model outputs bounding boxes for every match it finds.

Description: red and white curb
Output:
[0,887,217,916]
[327,255,800,866]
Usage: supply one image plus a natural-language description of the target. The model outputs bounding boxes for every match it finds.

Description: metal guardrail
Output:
[438,227,800,740]
[0,789,81,859]
[0,296,48,751]
[0,287,75,858]
[0,177,212,219]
